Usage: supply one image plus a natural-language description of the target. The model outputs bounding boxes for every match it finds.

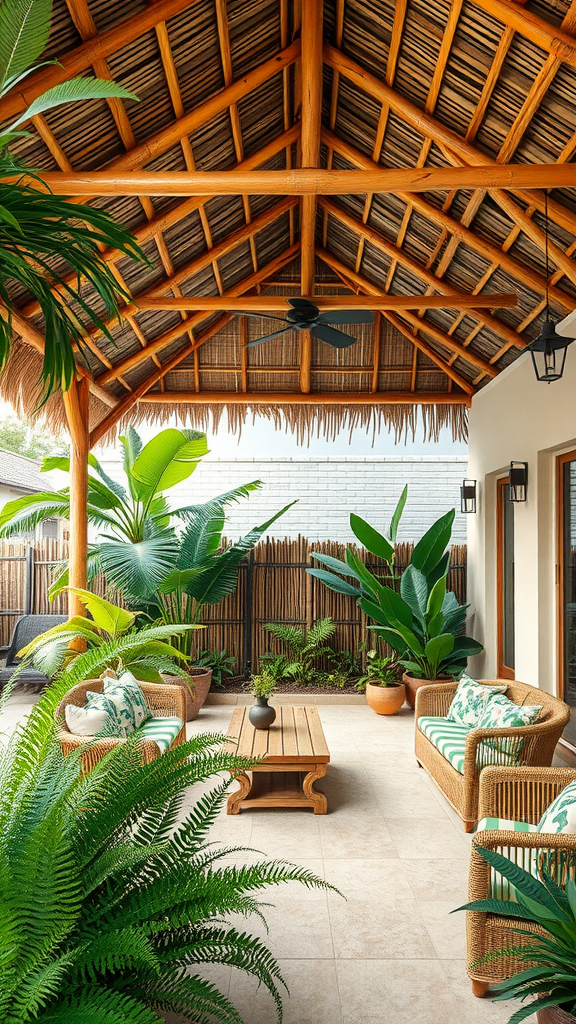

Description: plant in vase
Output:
[308,500,483,708]
[249,670,277,730]
[0,426,294,718]
[356,649,405,715]
[456,845,576,1023]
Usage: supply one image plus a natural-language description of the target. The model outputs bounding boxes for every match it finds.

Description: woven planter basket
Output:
[162,668,212,722]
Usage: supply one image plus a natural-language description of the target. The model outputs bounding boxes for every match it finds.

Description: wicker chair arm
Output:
[414,681,458,718]
[477,765,576,822]
[138,681,185,721]
[463,722,564,780]
[469,828,576,902]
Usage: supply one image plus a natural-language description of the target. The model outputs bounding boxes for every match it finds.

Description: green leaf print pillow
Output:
[538,780,576,835]
[446,673,508,728]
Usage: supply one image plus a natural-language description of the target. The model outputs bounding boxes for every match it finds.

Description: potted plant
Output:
[196,649,236,687]
[248,669,277,730]
[456,845,576,1023]
[356,649,405,715]
[1,426,294,719]
[308,499,483,709]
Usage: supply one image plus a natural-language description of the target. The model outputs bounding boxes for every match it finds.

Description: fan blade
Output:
[318,310,374,326]
[312,323,357,349]
[287,297,320,317]
[235,311,288,324]
[245,327,291,348]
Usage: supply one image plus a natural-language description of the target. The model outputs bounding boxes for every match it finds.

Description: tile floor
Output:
[3,693,534,1023]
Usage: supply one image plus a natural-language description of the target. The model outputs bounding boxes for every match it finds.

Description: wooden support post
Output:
[62,376,90,619]
[299,0,323,394]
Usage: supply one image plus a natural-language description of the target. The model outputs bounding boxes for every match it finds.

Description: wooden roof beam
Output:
[0,0,203,122]
[299,0,323,395]
[324,43,576,240]
[30,164,576,195]
[318,247,499,380]
[134,293,517,312]
[96,243,300,385]
[322,129,576,313]
[471,0,576,68]
[138,391,471,406]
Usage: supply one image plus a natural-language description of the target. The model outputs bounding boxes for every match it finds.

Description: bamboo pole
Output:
[62,377,90,619]
[27,163,576,195]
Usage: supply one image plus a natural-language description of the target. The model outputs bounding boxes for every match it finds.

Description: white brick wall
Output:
[99,455,469,543]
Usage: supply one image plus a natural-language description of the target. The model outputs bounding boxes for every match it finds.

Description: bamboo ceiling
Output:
[2,0,576,443]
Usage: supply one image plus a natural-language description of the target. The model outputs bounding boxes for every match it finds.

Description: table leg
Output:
[302,763,328,814]
[227,771,252,814]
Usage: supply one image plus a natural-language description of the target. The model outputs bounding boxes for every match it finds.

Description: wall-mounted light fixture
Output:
[509,461,528,503]
[460,479,477,514]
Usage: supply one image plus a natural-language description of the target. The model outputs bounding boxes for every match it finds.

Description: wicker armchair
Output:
[415,680,570,831]
[56,678,186,770]
[467,765,576,997]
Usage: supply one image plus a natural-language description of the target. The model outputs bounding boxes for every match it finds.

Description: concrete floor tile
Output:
[229,959,343,1024]
[337,958,464,1023]
[440,960,514,1022]
[387,818,470,860]
[329,897,437,959]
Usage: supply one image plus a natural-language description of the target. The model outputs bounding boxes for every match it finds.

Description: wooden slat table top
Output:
[227,705,330,764]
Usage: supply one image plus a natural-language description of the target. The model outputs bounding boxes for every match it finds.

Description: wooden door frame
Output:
[497,475,515,679]
[556,449,576,706]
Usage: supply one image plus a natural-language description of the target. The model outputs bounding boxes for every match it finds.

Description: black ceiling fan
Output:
[236,298,374,349]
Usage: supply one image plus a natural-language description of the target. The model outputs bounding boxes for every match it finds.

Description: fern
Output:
[262,617,337,685]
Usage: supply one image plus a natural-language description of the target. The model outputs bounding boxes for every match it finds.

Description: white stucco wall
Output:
[466,344,576,694]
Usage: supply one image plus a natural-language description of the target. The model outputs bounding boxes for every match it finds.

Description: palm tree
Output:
[0,0,145,396]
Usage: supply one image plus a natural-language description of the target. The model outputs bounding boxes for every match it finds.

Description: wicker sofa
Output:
[467,765,576,996]
[56,678,186,770]
[414,680,570,831]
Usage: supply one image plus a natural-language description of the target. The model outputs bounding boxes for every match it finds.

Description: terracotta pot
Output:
[537,1009,576,1024]
[249,696,277,730]
[162,667,212,722]
[366,680,406,715]
[402,672,451,710]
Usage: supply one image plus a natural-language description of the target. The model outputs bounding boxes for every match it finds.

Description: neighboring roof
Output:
[0,449,54,494]
[2,0,576,444]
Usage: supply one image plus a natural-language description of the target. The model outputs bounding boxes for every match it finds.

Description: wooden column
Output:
[299,0,323,393]
[62,376,90,619]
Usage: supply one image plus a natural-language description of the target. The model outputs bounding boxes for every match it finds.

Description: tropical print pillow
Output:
[103,671,151,736]
[73,692,124,737]
[478,693,542,730]
[537,780,576,835]
[446,673,508,728]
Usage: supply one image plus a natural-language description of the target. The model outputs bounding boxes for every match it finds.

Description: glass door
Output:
[558,451,576,748]
[497,476,515,679]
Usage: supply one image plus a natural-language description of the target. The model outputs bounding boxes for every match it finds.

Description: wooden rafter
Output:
[471,0,576,67]
[299,0,323,395]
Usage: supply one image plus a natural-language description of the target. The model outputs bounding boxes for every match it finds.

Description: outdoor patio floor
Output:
[3,692,543,1023]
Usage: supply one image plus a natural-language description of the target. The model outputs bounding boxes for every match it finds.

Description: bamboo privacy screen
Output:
[0,537,467,675]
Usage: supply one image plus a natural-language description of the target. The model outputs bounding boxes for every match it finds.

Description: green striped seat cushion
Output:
[418,716,471,774]
[474,817,539,900]
[138,716,184,754]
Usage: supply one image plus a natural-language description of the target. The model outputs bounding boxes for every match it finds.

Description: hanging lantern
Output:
[527,317,572,383]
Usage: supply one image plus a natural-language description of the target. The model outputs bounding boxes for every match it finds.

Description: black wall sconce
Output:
[460,479,477,514]
[509,461,528,503]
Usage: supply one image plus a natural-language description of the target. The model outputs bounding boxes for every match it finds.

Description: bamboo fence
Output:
[0,537,467,674]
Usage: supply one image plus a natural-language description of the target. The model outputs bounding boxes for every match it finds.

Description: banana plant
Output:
[308,505,483,680]
[0,0,145,395]
[17,588,197,682]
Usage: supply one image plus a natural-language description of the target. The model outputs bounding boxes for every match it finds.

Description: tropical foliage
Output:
[355,649,399,691]
[0,0,144,395]
[260,617,337,687]
[17,588,196,683]
[0,427,295,660]
[195,649,236,687]
[250,668,277,699]
[309,502,483,680]
[0,664,334,1023]
[456,844,576,1023]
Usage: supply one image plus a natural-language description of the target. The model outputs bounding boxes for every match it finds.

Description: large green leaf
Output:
[10,78,140,131]
[0,0,51,91]
[426,575,447,623]
[0,492,70,535]
[311,552,360,580]
[120,428,142,499]
[98,533,180,601]
[450,637,484,659]
[349,514,394,563]
[372,584,414,630]
[131,429,209,502]
[400,565,428,622]
[68,588,135,637]
[424,633,454,668]
[306,568,361,598]
[389,484,408,544]
[345,549,384,599]
[173,480,262,521]
[187,502,296,607]
[410,509,455,576]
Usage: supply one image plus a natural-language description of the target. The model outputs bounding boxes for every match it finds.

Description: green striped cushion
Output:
[138,716,183,754]
[474,817,538,900]
[418,716,471,774]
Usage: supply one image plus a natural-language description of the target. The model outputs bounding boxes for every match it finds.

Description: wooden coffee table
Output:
[225,705,330,814]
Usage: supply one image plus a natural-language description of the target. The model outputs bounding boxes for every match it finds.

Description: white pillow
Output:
[65,692,123,737]
[538,779,576,835]
[446,673,508,728]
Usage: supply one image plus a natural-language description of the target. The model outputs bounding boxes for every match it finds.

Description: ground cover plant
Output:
[0,648,334,1023]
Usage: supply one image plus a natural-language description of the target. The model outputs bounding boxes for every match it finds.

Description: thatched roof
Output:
[2,0,576,443]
